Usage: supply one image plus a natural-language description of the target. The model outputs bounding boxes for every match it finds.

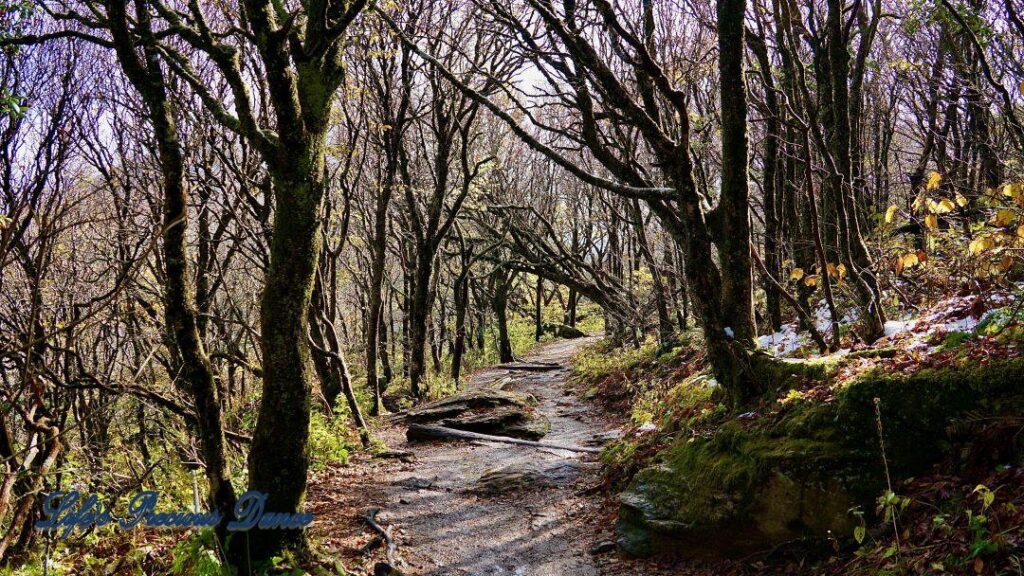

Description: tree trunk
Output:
[493,268,515,363]
[564,288,578,327]
[630,200,674,346]
[450,271,469,384]
[749,32,784,332]
[716,0,757,349]
[407,249,434,398]
[534,276,543,341]
[247,142,327,559]
[826,0,886,342]
[365,191,391,415]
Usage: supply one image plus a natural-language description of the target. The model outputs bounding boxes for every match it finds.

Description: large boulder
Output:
[616,424,855,557]
[616,358,1024,558]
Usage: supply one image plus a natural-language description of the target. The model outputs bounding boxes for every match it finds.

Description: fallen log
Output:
[501,362,561,372]
[406,423,601,453]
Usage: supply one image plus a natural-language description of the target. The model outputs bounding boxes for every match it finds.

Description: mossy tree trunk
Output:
[716,0,756,350]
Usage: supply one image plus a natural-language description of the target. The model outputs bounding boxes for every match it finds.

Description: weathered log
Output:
[501,362,561,372]
[406,423,601,453]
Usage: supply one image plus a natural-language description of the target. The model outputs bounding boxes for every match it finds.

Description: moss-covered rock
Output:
[542,322,587,339]
[615,357,1024,558]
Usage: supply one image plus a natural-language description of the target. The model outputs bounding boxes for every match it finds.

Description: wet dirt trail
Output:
[310,336,624,576]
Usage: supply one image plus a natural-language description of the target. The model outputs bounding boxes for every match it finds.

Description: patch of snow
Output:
[757,323,811,355]
[940,316,980,333]
[635,422,658,436]
[884,319,917,337]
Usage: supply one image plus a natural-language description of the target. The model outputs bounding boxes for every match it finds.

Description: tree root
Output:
[363,508,400,573]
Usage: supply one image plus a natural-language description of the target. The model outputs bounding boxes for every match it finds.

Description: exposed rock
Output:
[405,388,537,422]
[472,460,582,495]
[403,388,549,440]
[583,430,623,447]
[422,406,553,440]
[373,562,404,576]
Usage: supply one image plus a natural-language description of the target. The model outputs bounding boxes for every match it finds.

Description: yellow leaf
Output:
[827,263,839,277]
[789,268,805,281]
[1004,183,1024,205]
[934,198,956,214]
[969,236,994,255]
[926,171,942,191]
[885,205,898,223]
[836,263,848,278]
[803,274,819,287]
[925,214,939,229]
[1017,224,1024,238]
[902,253,920,268]
[955,192,968,207]
[995,208,1017,227]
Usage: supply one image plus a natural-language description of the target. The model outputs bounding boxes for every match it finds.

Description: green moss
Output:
[571,339,658,382]
[627,421,846,527]
[828,358,1024,477]
[751,352,847,391]
[936,331,973,352]
[616,357,1024,557]
[975,306,1024,336]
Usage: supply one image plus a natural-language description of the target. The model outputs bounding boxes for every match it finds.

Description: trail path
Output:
[312,336,624,576]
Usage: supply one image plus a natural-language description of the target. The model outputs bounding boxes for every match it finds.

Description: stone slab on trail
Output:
[472,459,584,495]
[402,381,550,440]
[439,406,552,440]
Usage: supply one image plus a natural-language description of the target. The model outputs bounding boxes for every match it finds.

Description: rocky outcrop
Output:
[403,388,550,440]
[615,358,1024,557]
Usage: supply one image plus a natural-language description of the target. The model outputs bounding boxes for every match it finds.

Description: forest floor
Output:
[307,336,647,576]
